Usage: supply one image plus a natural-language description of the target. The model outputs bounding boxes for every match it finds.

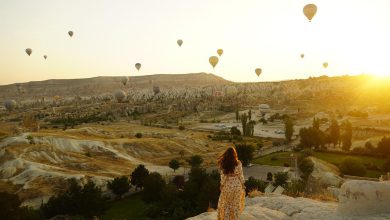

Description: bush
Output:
[186,155,203,168]
[266,172,273,181]
[286,179,306,196]
[382,157,390,172]
[178,125,185,130]
[135,133,142,138]
[299,157,314,179]
[244,177,267,195]
[283,163,290,167]
[107,176,131,198]
[0,192,21,220]
[230,126,241,136]
[169,159,180,172]
[142,172,166,203]
[172,175,185,189]
[273,172,289,188]
[339,157,366,176]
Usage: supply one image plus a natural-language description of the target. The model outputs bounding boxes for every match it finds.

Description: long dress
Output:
[217,160,246,220]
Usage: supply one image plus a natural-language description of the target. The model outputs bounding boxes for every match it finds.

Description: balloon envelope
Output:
[255,68,262,77]
[177,39,183,47]
[25,48,32,56]
[68,31,74,37]
[44,55,47,60]
[209,56,219,68]
[323,62,328,68]
[217,49,223,56]
[300,54,304,59]
[303,4,317,22]
[135,63,141,71]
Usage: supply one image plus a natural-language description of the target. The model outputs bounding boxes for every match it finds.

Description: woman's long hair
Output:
[218,147,239,174]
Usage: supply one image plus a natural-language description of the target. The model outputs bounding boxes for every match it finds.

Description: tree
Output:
[135,132,142,138]
[382,157,390,172]
[298,157,314,179]
[169,159,180,172]
[273,172,289,188]
[172,175,185,189]
[187,155,203,168]
[329,119,340,147]
[107,176,131,198]
[240,113,248,136]
[312,118,320,130]
[299,127,325,149]
[0,192,21,220]
[179,150,185,159]
[235,109,239,121]
[142,172,166,203]
[235,144,255,166]
[377,137,390,157]
[342,121,353,151]
[284,118,294,142]
[248,109,252,120]
[339,157,366,176]
[130,164,150,189]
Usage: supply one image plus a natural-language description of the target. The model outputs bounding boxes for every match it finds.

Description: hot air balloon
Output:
[217,49,223,57]
[153,86,160,95]
[4,100,16,111]
[255,68,262,77]
[135,63,141,71]
[44,55,47,60]
[25,48,32,56]
[68,31,74,37]
[177,39,183,47]
[121,77,128,86]
[300,54,304,59]
[323,62,328,68]
[303,4,317,22]
[114,90,126,102]
[209,56,219,69]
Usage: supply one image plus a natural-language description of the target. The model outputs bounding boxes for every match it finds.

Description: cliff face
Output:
[188,180,390,220]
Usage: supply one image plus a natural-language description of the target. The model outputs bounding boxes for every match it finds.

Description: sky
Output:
[0,0,390,85]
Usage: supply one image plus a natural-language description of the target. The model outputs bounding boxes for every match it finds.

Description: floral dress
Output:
[217,161,246,220]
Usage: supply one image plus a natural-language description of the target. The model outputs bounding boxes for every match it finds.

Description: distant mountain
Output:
[0,73,230,101]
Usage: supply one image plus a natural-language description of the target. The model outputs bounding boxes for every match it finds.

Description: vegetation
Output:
[341,121,352,151]
[0,191,43,220]
[339,157,366,176]
[244,177,267,195]
[102,193,147,220]
[235,144,255,166]
[131,164,150,190]
[284,118,294,142]
[186,155,204,168]
[169,159,181,172]
[142,172,166,203]
[107,176,131,198]
[41,179,106,219]
[273,172,289,188]
[299,157,314,179]
[135,132,143,138]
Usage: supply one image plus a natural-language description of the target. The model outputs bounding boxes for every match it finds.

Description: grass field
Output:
[252,151,387,178]
[101,193,149,220]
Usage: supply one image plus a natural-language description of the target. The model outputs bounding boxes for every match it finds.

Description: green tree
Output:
[187,155,204,168]
[107,176,131,198]
[342,121,353,151]
[169,159,180,172]
[235,109,239,121]
[244,177,267,195]
[377,137,390,157]
[130,164,150,190]
[240,113,248,136]
[298,157,314,179]
[230,126,241,136]
[312,118,320,130]
[339,157,366,176]
[284,118,294,142]
[329,119,340,147]
[248,109,252,120]
[235,144,255,166]
[382,157,390,172]
[142,172,166,203]
[299,127,325,149]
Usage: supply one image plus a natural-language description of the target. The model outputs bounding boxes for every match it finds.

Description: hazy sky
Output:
[0,0,389,85]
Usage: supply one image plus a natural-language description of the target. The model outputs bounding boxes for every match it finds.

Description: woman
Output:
[217,147,245,220]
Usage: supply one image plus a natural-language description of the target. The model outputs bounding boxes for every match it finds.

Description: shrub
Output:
[172,175,185,189]
[244,177,267,195]
[283,163,290,167]
[169,159,180,172]
[230,126,241,136]
[266,172,273,181]
[130,164,149,189]
[0,191,21,220]
[339,157,366,176]
[178,125,185,130]
[186,155,203,168]
[286,179,306,196]
[273,172,289,188]
[142,172,166,203]
[299,157,314,179]
[135,132,142,138]
[382,157,390,172]
[235,144,255,166]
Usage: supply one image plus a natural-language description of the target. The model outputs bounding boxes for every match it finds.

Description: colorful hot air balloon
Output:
[25,48,32,56]
[177,39,183,47]
[68,31,74,37]
[135,63,141,71]
[217,49,223,57]
[303,4,317,22]
[209,56,219,68]
[323,62,328,68]
[255,68,262,77]
[44,55,47,60]
[300,54,304,59]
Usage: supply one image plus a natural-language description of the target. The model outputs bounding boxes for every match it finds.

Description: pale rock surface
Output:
[188,194,390,220]
[338,180,390,216]
[309,157,344,187]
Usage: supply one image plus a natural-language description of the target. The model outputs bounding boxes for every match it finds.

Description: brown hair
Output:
[218,147,239,174]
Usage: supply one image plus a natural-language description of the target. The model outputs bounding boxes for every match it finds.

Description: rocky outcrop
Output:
[338,180,390,216]
[188,194,390,220]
